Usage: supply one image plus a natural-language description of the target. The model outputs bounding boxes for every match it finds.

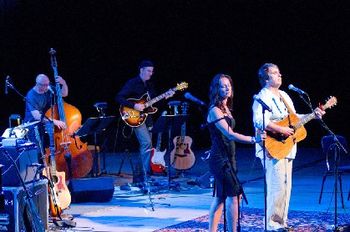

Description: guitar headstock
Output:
[321,96,337,110]
[49,48,58,68]
[175,82,188,91]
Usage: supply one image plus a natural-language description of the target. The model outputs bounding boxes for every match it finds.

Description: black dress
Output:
[208,116,242,197]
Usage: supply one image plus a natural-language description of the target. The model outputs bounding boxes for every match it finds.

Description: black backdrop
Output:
[1,0,349,150]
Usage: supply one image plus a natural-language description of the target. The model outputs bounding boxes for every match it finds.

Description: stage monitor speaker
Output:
[0,145,40,186]
[1,179,48,231]
[68,176,115,203]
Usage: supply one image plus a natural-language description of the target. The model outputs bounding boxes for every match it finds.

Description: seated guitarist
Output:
[115,60,174,187]
[252,63,325,232]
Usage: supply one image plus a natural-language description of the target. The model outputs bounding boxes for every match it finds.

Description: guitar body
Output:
[265,113,307,160]
[265,96,337,160]
[119,93,158,127]
[42,159,71,210]
[170,136,195,170]
[119,82,188,127]
[150,148,166,173]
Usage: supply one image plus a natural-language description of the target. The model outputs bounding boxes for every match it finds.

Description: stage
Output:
[52,148,350,231]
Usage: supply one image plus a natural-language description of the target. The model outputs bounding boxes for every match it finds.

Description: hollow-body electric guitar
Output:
[119,82,188,127]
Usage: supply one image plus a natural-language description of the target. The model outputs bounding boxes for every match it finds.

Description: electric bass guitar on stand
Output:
[150,132,167,174]
[119,82,188,127]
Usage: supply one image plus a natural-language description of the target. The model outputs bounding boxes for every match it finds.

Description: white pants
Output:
[262,158,293,230]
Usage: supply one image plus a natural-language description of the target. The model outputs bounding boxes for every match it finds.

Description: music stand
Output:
[152,114,187,190]
[75,116,116,176]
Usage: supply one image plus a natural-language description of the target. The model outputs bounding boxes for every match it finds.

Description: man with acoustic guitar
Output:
[252,63,326,231]
[116,60,175,187]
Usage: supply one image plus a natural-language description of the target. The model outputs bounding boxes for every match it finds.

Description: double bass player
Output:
[24,73,68,152]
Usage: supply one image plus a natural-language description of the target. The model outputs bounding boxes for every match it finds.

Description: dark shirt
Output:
[115,76,156,108]
[24,88,53,122]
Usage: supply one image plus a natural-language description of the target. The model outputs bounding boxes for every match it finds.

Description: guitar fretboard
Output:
[145,89,173,108]
[294,113,315,130]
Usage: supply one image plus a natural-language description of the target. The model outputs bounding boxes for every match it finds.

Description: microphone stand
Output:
[261,106,268,232]
[254,98,269,232]
[295,91,349,231]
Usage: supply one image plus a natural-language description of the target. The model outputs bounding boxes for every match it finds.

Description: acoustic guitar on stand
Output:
[265,96,337,160]
[44,122,71,211]
[170,102,195,170]
[119,82,188,127]
[34,124,67,218]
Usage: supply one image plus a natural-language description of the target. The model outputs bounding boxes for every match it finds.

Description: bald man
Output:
[24,74,68,147]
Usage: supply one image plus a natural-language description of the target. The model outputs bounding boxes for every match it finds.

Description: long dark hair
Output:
[208,73,234,113]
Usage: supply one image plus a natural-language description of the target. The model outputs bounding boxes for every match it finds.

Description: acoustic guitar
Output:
[150,132,167,174]
[265,96,337,159]
[170,102,195,170]
[44,122,71,211]
[119,82,188,127]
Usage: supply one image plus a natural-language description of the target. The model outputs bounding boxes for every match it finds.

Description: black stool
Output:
[319,135,349,207]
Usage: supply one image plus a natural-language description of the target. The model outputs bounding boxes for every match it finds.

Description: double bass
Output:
[45,48,93,180]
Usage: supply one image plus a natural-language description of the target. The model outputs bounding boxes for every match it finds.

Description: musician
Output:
[207,74,264,232]
[24,74,68,147]
[116,60,174,186]
[252,63,325,231]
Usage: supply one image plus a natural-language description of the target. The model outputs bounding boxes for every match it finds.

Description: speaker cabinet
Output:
[0,146,39,186]
[68,176,115,203]
[1,179,48,231]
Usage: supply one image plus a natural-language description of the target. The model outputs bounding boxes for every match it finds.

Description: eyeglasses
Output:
[36,82,50,87]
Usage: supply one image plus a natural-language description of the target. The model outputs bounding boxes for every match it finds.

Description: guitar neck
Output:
[294,113,315,130]
[145,89,174,108]
[156,133,162,150]
[294,100,335,130]
[46,122,58,176]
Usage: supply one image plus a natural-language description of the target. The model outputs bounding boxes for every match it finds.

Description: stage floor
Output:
[57,148,350,232]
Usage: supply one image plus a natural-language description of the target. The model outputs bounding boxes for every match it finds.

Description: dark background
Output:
[1,0,349,151]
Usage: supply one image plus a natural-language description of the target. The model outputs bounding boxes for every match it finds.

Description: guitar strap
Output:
[279,94,294,126]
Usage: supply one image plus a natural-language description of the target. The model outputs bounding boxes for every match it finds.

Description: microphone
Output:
[5,76,9,95]
[288,84,306,95]
[253,95,272,112]
[184,92,206,106]
[47,85,55,94]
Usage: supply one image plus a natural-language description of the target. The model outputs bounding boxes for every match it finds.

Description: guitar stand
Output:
[152,114,187,191]
[75,116,116,177]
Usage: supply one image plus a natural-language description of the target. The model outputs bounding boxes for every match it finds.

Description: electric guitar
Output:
[150,132,166,174]
[44,122,71,211]
[119,82,188,127]
[265,96,337,159]
[170,102,195,170]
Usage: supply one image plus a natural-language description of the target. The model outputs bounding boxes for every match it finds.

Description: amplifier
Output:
[1,179,48,232]
[0,145,40,186]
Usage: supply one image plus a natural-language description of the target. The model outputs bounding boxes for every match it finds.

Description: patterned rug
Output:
[155,208,350,232]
